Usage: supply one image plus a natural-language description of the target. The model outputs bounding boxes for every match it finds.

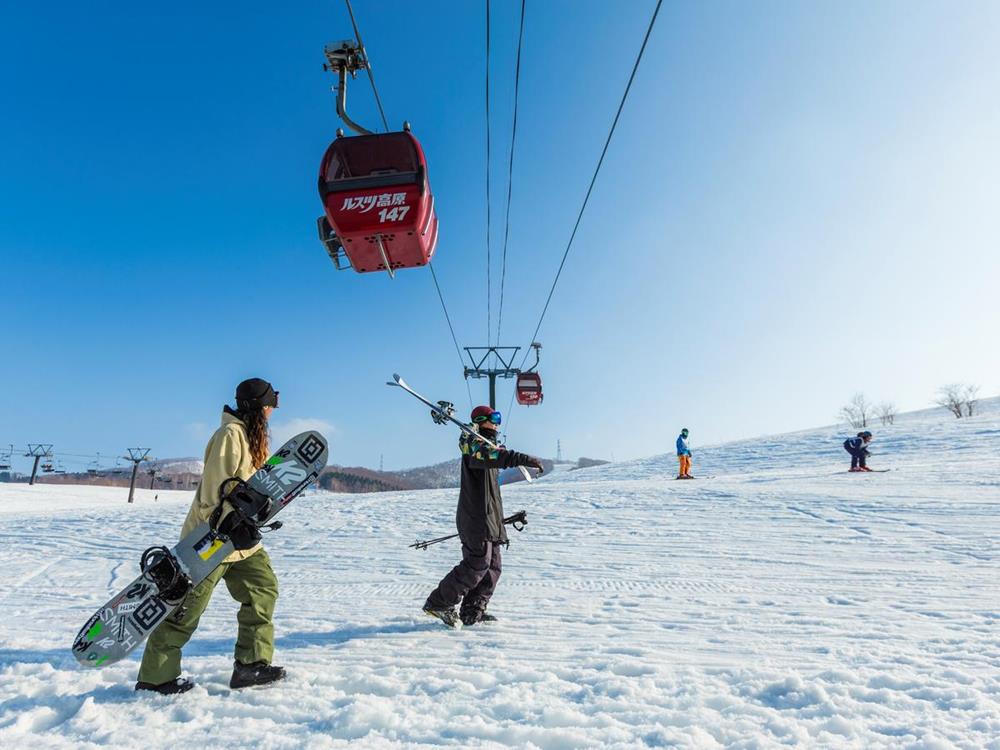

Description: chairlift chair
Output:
[516,372,543,406]
[318,130,438,275]
[316,40,438,277]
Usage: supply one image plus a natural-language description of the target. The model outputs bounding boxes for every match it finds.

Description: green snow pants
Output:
[137,548,278,685]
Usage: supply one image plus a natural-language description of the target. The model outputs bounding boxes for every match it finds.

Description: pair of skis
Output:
[387,374,533,483]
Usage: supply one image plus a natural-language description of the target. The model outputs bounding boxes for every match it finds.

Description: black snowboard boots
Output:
[229,660,287,689]
[135,677,195,695]
[423,605,462,628]
[460,609,498,626]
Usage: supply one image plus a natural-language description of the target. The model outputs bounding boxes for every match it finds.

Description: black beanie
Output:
[236,378,279,410]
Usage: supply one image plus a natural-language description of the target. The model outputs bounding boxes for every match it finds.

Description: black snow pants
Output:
[844,440,868,469]
[425,541,502,619]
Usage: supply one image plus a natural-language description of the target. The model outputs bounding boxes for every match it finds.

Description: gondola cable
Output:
[515,0,663,374]
[495,0,526,348]
[484,0,494,351]
[340,1,472,407]
[506,0,663,435]
[430,263,475,409]
[344,0,390,132]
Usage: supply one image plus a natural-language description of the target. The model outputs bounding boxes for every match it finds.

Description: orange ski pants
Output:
[678,455,691,477]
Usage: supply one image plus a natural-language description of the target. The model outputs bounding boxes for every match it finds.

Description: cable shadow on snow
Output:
[0,621,436,679]
[179,619,437,658]
[0,646,78,669]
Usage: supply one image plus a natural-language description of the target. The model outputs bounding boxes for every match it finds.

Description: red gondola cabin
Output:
[516,372,543,406]
[318,131,439,274]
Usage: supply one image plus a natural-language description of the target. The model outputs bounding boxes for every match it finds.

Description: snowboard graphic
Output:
[71,430,328,668]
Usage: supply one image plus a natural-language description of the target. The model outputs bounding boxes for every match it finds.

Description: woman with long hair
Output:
[136,378,286,694]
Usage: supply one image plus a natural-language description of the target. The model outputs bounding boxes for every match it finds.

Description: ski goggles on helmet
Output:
[472,411,502,426]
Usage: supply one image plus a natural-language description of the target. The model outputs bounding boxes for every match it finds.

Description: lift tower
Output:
[463,347,521,410]
[25,444,53,486]
[124,448,151,504]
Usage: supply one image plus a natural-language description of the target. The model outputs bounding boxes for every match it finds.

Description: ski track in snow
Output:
[1,402,999,748]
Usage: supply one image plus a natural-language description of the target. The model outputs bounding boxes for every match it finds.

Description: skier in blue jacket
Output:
[676,428,693,479]
[843,431,873,472]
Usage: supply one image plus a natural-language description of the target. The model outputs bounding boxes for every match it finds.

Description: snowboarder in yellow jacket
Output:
[136,378,285,694]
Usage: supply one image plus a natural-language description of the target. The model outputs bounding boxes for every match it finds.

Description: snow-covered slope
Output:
[0,401,997,748]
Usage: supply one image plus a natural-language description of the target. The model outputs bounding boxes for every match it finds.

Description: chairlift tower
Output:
[463,344,544,410]
[24,444,53,486]
[463,346,521,410]
[124,448,150,504]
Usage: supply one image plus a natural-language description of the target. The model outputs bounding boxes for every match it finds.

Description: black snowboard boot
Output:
[423,605,461,628]
[135,677,195,695]
[460,607,497,626]
[229,660,286,689]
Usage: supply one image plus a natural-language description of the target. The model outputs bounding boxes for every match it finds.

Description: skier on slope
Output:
[844,431,874,472]
[676,427,693,479]
[136,378,286,694]
[422,405,544,627]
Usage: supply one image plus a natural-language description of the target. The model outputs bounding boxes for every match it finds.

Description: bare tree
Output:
[935,384,964,418]
[935,383,980,418]
[839,393,872,429]
[876,402,897,426]
[963,384,980,417]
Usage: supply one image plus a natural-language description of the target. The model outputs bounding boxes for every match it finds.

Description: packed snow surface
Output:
[1,401,999,748]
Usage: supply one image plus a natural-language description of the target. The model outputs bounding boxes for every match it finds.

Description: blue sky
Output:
[2,1,999,473]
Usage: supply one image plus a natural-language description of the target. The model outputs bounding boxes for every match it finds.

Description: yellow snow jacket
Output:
[180,410,261,563]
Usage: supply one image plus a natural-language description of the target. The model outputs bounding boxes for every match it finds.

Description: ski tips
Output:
[387,373,405,387]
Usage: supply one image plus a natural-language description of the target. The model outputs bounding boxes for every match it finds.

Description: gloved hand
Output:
[523,456,545,475]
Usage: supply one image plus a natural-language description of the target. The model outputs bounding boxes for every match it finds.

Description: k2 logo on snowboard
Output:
[268,462,308,485]
[126,582,152,599]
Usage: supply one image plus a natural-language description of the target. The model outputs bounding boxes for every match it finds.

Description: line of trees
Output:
[840,382,982,428]
[839,393,896,428]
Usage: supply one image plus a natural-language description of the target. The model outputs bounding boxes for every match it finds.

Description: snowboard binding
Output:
[211,478,282,548]
[431,400,455,425]
[139,546,193,603]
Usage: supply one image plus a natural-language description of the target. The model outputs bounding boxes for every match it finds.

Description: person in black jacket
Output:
[423,405,543,627]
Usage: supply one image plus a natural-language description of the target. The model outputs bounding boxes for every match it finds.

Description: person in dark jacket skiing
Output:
[423,405,543,627]
[844,431,874,472]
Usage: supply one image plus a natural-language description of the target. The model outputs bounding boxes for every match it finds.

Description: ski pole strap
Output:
[504,510,528,532]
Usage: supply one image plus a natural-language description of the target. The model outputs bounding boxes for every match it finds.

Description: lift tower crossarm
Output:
[463,346,521,410]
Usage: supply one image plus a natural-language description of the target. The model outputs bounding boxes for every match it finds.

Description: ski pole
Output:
[409,510,529,550]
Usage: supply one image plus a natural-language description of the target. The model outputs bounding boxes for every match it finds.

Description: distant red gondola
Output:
[516,372,543,406]
[318,130,438,275]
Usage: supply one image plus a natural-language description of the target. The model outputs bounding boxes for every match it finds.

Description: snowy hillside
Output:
[0,401,998,748]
